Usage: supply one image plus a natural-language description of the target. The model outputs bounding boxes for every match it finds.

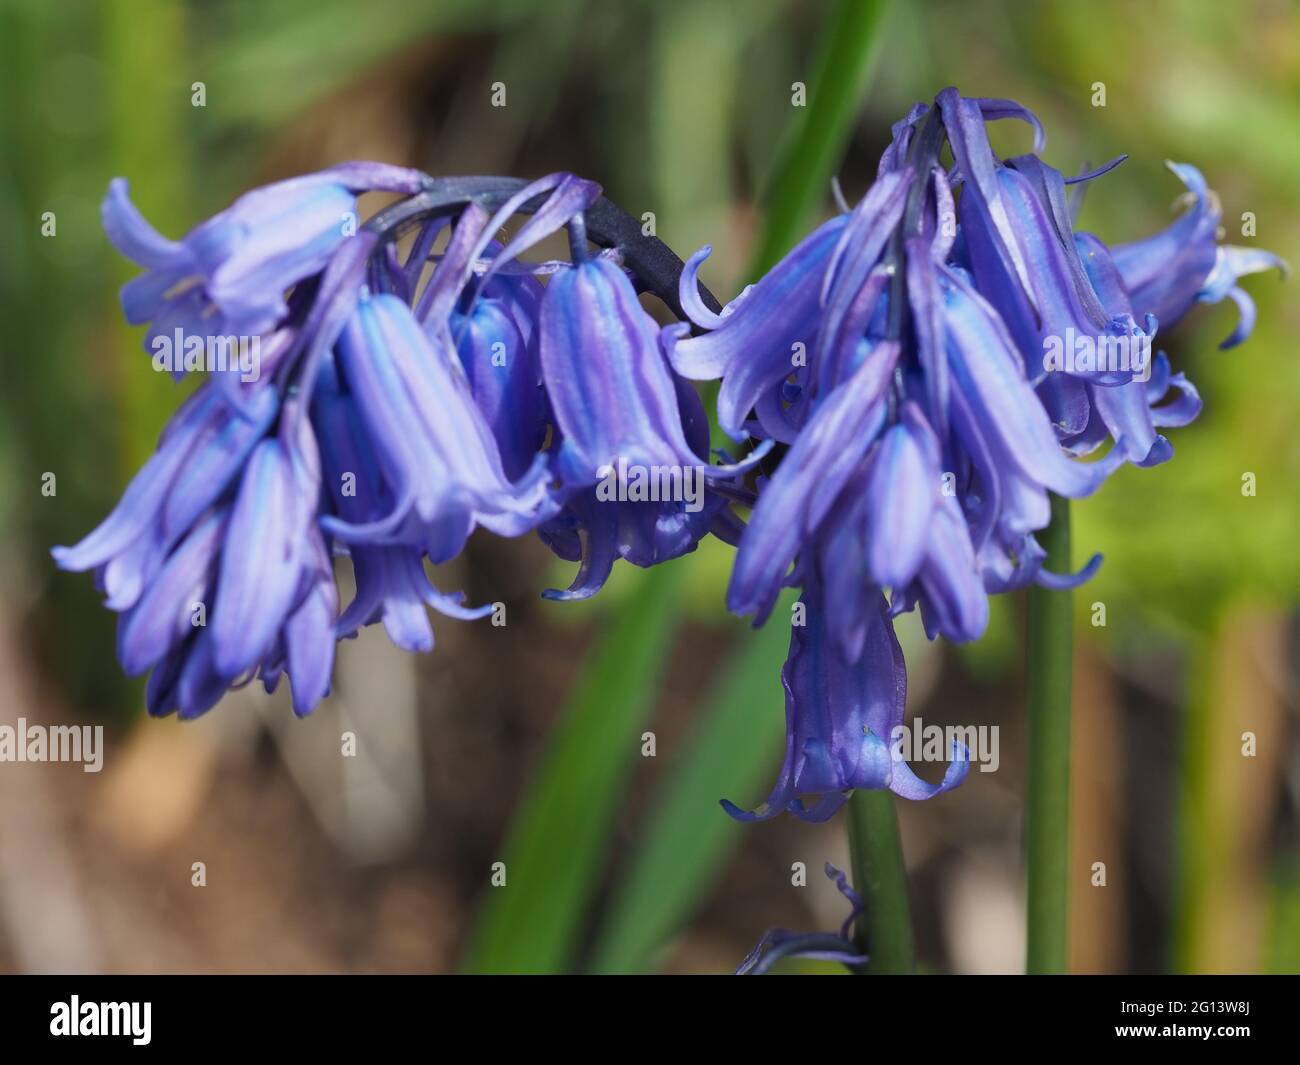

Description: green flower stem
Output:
[847,788,914,974]
[1025,492,1073,973]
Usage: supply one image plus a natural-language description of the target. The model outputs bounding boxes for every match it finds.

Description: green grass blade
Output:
[748,0,893,276]
[461,565,684,974]
[589,601,792,973]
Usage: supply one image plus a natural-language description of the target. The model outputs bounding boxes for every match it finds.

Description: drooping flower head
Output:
[675,87,1282,820]
[533,244,766,600]
[57,167,748,717]
[55,89,1284,740]
[722,570,967,823]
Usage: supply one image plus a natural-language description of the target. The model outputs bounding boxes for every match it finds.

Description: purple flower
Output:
[62,162,761,719]
[736,864,869,975]
[533,246,767,598]
[323,288,555,561]
[51,383,279,611]
[684,87,1279,673]
[937,91,1148,459]
[670,86,1290,823]
[667,217,850,443]
[538,373,745,600]
[448,269,548,483]
[61,167,611,717]
[1112,162,1288,349]
[312,351,490,654]
[208,414,320,680]
[724,338,900,628]
[418,196,569,484]
[722,572,967,824]
[106,163,430,347]
[85,400,338,719]
[541,253,736,484]
[1069,230,1201,465]
[61,109,1284,737]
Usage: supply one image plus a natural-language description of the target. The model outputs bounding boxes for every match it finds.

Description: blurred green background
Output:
[0,0,1296,974]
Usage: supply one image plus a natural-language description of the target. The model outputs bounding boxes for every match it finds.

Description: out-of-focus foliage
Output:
[462,566,685,974]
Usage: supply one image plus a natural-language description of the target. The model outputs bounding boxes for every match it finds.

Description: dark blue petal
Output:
[283,532,338,716]
[668,217,847,391]
[102,178,190,270]
[864,402,941,589]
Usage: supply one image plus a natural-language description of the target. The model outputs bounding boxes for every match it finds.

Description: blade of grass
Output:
[747,0,892,276]
[461,565,684,974]
[589,599,793,973]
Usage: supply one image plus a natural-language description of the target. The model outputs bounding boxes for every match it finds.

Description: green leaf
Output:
[589,597,793,973]
[461,565,684,974]
[748,0,893,276]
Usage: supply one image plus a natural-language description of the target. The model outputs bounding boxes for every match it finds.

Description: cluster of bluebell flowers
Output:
[668,87,1284,826]
[53,86,1284,975]
[55,167,760,717]
[56,89,1281,835]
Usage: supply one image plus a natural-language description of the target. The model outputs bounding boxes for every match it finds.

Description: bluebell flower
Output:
[530,244,767,599]
[680,87,1281,681]
[404,183,764,601]
[323,287,555,561]
[89,400,338,719]
[269,528,340,716]
[1112,162,1288,349]
[60,109,1284,738]
[538,370,745,600]
[51,382,279,611]
[64,161,770,717]
[312,351,491,654]
[1069,230,1201,465]
[935,90,1151,454]
[448,266,548,483]
[60,166,636,717]
[722,337,901,628]
[106,162,430,349]
[736,864,870,975]
[540,252,762,486]
[208,414,321,679]
[670,86,1290,822]
[723,572,967,823]
[719,260,1110,650]
[667,216,850,443]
